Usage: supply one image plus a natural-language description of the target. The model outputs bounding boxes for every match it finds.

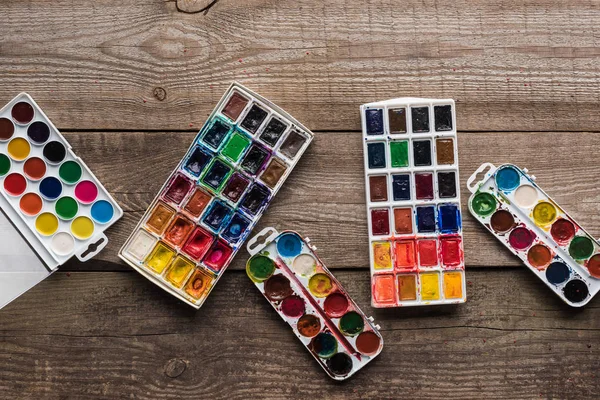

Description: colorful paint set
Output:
[360,98,466,307]
[0,93,123,309]
[468,163,600,306]
[119,83,314,308]
[246,228,383,380]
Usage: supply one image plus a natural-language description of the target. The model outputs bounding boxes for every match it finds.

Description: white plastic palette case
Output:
[119,82,314,309]
[0,93,123,309]
[246,227,384,380]
[467,163,600,307]
[360,98,466,308]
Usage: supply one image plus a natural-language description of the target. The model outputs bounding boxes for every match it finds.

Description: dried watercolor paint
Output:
[246,228,383,380]
[119,82,314,309]
[361,98,465,307]
[468,162,600,306]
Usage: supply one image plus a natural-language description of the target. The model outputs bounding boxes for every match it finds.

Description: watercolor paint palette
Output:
[468,163,600,307]
[0,93,123,309]
[246,228,383,380]
[360,98,466,308]
[119,83,314,309]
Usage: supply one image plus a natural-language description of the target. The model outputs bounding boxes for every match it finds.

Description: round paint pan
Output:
[323,292,349,318]
[339,311,364,336]
[527,244,552,270]
[264,274,293,302]
[59,160,82,184]
[0,154,11,176]
[43,141,66,164]
[508,227,535,251]
[545,262,571,285]
[246,255,276,283]
[532,201,557,227]
[39,176,62,200]
[356,331,382,356]
[513,184,538,208]
[326,353,353,377]
[11,101,34,125]
[563,279,589,303]
[296,314,321,338]
[7,137,31,161]
[291,253,317,276]
[71,216,95,240]
[280,295,305,318]
[50,232,75,256]
[23,157,47,181]
[494,165,520,192]
[19,193,43,216]
[74,180,98,204]
[309,332,338,359]
[490,210,514,234]
[55,196,79,220]
[569,236,594,260]
[550,219,576,244]
[0,117,15,141]
[276,232,303,257]
[4,173,27,196]
[308,273,334,298]
[90,200,114,224]
[586,254,600,279]
[35,212,59,236]
[470,192,497,217]
[27,121,51,145]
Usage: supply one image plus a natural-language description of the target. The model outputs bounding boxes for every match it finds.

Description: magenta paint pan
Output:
[0,93,123,310]
[119,82,314,309]
[246,228,384,380]
[468,163,600,307]
[360,98,466,308]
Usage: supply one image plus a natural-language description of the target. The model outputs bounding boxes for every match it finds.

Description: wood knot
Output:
[164,358,187,378]
[176,0,220,14]
[153,87,167,101]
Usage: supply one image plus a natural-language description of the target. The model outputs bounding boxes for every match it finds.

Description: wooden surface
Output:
[1,1,600,399]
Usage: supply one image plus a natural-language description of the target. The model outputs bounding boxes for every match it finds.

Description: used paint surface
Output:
[261,158,287,188]
[323,292,349,318]
[437,171,456,198]
[395,241,415,268]
[145,242,175,273]
[291,253,317,276]
[435,138,454,165]
[203,240,232,271]
[281,295,305,318]
[471,192,497,217]
[373,274,395,304]
[372,242,392,270]
[259,118,287,147]
[264,274,293,301]
[183,227,214,260]
[339,311,364,336]
[569,236,594,260]
[356,331,382,356]
[246,255,276,282]
[527,244,552,270]
[126,230,156,261]
[508,227,535,250]
[413,140,431,166]
[563,279,588,303]
[222,92,248,121]
[495,166,520,191]
[532,201,557,226]
[388,108,406,133]
[164,216,194,246]
[147,202,175,234]
[183,188,212,217]
[371,209,390,236]
[365,108,384,135]
[165,256,194,288]
[513,184,538,208]
[417,240,437,267]
[550,219,575,244]
[369,175,388,202]
[421,273,440,300]
[415,172,434,199]
[443,271,463,299]
[279,130,307,159]
[397,274,417,300]
[308,273,334,298]
[164,175,192,204]
[490,210,514,233]
[391,174,410,201]
[297,314,321,337]
[393,208,412,234]
[184,269,213,299]
[389,140,408,167]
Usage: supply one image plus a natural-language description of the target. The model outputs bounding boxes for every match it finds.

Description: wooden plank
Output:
[0,269,598,399]
[1,0,600,131]
[54,130,600,270]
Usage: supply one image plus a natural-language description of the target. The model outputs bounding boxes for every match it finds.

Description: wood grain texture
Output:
[56,130,600,271]
[1,0,600,131]
[0,270,598,399]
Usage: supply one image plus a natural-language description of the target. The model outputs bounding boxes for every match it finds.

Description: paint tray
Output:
[246,227,384,380]
[119,82,314,309]
[467,163,600,307]
[0,93,123,309]
[360,98,466,308]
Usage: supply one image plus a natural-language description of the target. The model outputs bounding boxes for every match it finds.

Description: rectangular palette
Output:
[0,93,123,309]
[246,228,383,380]
[119,83,314,309]
[360,98,466,307]
[467,163,600,307]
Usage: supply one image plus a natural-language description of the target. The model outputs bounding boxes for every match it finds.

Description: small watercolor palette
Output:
[119,83,314,309]
[246,228,383,380]
[468,163,600,307]
[360,98,466,308]
[0,93,123,309]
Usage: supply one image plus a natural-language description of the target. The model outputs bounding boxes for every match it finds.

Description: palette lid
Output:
[0,208,52,309]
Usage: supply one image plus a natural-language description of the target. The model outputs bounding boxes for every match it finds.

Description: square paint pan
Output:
[467,163,600,307]
[0,93,123,309]
[246,227,384,380]
[360,98,466,308]
[119,82,314,309]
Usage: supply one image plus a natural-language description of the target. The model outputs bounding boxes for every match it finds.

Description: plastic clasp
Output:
[246,227,279,256]
[76,233,109,262]
[466,163,497,193]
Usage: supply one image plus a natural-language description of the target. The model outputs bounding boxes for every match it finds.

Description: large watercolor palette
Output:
[246,228,383,380]
[0,93,123,309]
[360,98,466,308]
[468,163,600,307]
[119,83,314,309]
